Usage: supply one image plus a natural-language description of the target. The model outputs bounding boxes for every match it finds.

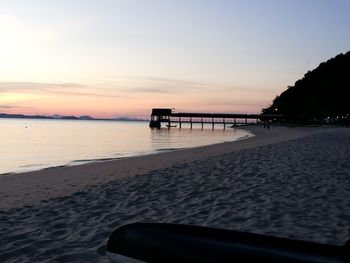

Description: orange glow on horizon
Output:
[0,79,276,119]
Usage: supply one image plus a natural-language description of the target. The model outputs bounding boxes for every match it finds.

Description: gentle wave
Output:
[154,147,187,152]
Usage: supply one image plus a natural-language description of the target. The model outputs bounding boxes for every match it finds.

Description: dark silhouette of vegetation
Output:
[262,51,350,124]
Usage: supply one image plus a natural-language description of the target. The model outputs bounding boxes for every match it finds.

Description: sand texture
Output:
[0,127,349,262]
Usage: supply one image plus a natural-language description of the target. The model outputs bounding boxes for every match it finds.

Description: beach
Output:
[1,126,350,262]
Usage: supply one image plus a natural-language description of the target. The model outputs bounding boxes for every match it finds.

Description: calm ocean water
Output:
[0,118,252,175]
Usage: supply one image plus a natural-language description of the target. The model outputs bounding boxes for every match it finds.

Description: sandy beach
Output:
[1,126,350,262]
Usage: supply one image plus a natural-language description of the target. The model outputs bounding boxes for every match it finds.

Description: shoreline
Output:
[0,126,319,211]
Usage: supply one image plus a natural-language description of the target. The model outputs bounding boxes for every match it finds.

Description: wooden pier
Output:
[149,108,283,129]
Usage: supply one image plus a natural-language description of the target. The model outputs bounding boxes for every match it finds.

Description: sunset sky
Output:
[1,0,350,118]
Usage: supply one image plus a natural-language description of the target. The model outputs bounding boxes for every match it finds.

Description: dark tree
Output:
[262,51,350,123]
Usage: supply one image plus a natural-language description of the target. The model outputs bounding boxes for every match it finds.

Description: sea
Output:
[0,118,252,175]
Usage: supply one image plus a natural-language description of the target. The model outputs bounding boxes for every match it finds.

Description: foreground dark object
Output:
[106,223,349,263]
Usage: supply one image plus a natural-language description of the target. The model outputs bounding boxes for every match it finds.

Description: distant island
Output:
[263,51,350,124]
[0,113,147,122]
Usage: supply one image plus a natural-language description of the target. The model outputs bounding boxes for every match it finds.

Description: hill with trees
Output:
[262,51,350,123]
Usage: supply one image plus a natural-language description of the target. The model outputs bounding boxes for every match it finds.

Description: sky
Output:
[0,0,349,118]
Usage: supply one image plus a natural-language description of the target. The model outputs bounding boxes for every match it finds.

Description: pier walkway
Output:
[149,108,282,129]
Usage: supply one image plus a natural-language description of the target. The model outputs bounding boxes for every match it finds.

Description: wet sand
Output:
[1,126,349,262]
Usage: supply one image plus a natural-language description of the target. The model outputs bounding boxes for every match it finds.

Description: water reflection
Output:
[0,119,251,174]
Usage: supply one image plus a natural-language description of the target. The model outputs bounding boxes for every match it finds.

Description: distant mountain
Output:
[0,113,146,121]
[78,115,94,120]
[0,113,51,119]
[263,51,350,123]
[61,116,79,120]
[51,114,63,119]
[0,113,92,120]
[51,114,93,120]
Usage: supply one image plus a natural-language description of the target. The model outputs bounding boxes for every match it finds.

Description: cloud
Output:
[106,76,278,97]
[0,76,277,117]
[100,75,209,94]
[0,81,123,99]
[126,87,171,94]
[0,105,33,109]
[204,99,271,108]
[0,81,83,89]
[127,76,207,87]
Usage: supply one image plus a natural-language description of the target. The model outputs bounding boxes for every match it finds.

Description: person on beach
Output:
[263,120,270,130]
